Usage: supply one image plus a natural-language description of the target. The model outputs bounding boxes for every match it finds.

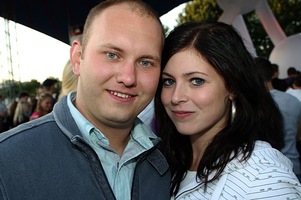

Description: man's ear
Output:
[70,40,82,76]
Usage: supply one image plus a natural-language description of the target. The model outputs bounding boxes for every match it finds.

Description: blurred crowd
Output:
[0,59,76,133]
[0,78,58,132]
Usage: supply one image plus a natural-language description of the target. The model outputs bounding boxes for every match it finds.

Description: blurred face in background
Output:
[40,96,53,113]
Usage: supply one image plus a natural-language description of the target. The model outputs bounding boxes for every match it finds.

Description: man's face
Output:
[71,4,163,132]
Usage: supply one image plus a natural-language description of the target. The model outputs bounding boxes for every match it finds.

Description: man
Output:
[42,78,58,95]
[255,57,301,182]
[285,66,299,88]
[271,63,288,91]
[286,75,301,103]
[0,1,170,199]
[42,78,59,104]
[287,75,301,166]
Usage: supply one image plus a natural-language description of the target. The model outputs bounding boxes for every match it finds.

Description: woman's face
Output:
[41,97,53,112]
[161,49,232,140]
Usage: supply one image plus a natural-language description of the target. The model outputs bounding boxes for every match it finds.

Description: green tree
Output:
[0,80,16,99]
[178,0,222,24]
[163,24,171,36]
[0,79,41,99]
[245,0,301,56]
[19,80,41,96]
[177,0,301,57]
[1,77,61,100]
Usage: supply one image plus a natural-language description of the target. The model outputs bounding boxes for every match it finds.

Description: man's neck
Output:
[100,126,132,157]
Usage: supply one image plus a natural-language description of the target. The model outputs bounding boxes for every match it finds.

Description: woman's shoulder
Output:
[174,141,301,200]
[221,140,301,199]
[224,141,293,175]
[226,141,290,167]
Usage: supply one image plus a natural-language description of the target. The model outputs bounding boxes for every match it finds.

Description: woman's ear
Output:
[229,93,236,101]
[70,40,82,77]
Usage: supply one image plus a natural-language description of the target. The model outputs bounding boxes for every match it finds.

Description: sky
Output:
[0,3,187,83]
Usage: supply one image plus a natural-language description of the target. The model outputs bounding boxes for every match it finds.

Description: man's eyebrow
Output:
[99,43,124,52]
[100,43,160,61]
[140,54,160,61]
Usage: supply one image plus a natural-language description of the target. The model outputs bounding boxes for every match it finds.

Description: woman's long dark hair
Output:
[155,21,284,195]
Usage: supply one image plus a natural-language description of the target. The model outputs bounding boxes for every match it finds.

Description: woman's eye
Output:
[162,78,175,86]
[107,52,117,59]
[191,78,204,86]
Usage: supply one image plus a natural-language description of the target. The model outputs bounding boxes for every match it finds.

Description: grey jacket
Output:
[0,96,170,200]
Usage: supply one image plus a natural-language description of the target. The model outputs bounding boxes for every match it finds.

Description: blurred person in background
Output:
[58,60,78,100]
[271,63,288,91]
[255,57,301,182]
[13,98,30,127]
[285,67,299,88]
[30,93,54,121]
[7,92,29,129]
[42,78,59,103]
[286,75,301,103]
[0,95,8,133]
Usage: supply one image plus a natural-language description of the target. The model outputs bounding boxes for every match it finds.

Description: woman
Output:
[58,59,78,100]
[155,21,301,199]
[13,98,30,127]
[30,93,54,120]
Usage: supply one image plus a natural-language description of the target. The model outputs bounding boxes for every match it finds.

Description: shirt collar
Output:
[67,91,94,138]
[67,91,158,149]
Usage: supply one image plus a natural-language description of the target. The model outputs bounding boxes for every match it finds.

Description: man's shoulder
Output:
[0,114,56,145]
[283,91,301,109]
[272,89,301,107]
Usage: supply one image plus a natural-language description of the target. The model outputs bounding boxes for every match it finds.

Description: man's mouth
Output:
[110,91,131,99]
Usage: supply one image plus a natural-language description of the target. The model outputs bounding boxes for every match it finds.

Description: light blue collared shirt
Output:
[67,92,157,200]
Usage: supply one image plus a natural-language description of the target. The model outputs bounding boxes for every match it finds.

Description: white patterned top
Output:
[173,141,301,200]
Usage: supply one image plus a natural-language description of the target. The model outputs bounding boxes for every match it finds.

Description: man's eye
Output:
[107,52,117,59]
[162,78,175,86]
[140,60,152,67]
[191,78,204,86]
